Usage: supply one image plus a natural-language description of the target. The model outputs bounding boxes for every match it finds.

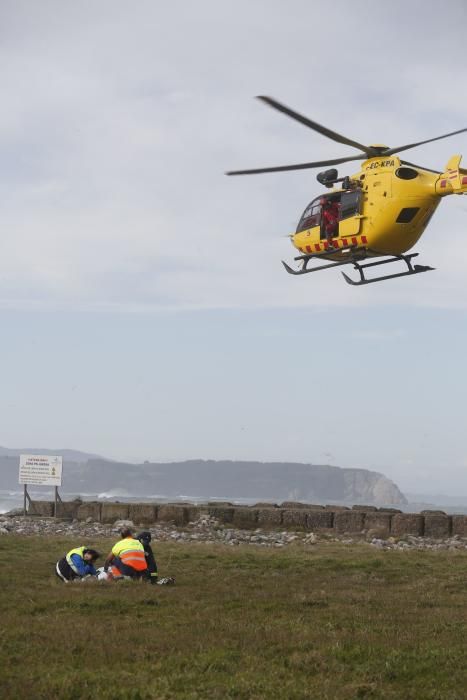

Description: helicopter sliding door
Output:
[338,190,362,237]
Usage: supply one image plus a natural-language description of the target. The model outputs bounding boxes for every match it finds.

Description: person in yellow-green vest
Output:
[55,546,100,582]
[104,527,150,581]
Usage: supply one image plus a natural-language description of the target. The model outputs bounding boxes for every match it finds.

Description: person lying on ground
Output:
[55,546,100,582]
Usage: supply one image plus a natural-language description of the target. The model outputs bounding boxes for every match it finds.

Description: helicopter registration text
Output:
[365,159,395,170]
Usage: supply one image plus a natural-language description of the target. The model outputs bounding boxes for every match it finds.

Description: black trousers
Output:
[55,557,77,582]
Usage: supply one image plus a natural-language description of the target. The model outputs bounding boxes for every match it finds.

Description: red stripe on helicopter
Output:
[299,236,368,253]
[462,176,467,185]
[440,179,447,188]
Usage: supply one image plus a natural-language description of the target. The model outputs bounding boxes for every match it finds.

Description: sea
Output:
[0,489,261,514]
[2,489,467,515]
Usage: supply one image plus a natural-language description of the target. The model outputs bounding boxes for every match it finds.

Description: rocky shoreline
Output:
[1,513,466,552]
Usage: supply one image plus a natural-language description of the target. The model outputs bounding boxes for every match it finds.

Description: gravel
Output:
[0,513,465,551]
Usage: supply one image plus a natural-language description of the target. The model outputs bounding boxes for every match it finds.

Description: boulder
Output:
[352,505,377,512]
[5,508,23,517]
[113,519,135,529]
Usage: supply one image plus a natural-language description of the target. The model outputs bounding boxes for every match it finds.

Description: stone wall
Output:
[24,500,467,539]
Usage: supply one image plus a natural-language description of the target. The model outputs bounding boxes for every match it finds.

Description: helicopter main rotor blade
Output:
[226,153,367,176]
[400,160,442,174]
[384,127,467,156]
[257,96,375,155]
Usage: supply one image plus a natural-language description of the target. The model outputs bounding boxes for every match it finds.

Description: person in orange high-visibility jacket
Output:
[104,527,150,581]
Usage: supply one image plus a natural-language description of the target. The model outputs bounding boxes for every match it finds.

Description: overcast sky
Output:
[1,0,467,495]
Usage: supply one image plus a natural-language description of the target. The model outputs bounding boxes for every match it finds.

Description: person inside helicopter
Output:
[320,196,340,243]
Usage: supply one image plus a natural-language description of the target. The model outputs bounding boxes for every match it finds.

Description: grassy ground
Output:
[0,535,466,700]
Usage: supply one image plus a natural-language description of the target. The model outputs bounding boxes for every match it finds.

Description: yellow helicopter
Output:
[227,97,467,285]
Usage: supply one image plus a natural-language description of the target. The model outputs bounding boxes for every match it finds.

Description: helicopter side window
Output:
[339,190,361,220]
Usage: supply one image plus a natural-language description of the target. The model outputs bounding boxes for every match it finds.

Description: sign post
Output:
[19,455,63,517]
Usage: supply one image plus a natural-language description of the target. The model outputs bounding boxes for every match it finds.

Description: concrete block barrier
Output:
[30,500,54,517]
[128,504,157,525]
[451,515,467,537]
[378,508,402,513]
[306,510,334,530]
[391,514,424,537]
[282,509,308,528]
[334,511,365,533]
[55,501,81,519]
[101,503,130,524]
[364,512,392,537]
[18,499,467,541]
[232,508,258,528]
[423,515,451,538]
[157,505,188,526]
[257,508,283,527]
[185,506,207,522]
[77,502,102,521]
[208,507,234,523]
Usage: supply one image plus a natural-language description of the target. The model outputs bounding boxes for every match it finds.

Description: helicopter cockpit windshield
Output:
[296,190,362,239]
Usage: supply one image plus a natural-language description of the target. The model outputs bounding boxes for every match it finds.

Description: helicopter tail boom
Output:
[435,155,467,195]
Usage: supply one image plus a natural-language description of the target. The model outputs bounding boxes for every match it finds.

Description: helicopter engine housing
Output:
[317,168,339,187]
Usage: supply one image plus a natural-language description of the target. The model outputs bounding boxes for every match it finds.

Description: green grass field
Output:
[0,535,466,699]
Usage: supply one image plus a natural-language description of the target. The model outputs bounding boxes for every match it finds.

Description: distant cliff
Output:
[0,451,407,505]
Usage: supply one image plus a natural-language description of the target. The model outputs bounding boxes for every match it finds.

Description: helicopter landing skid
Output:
[341,253,435,286]
[282,249,435,285]
[282,246,363,276]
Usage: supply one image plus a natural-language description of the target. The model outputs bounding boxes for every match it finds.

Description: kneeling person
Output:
[137,531,158,584]
[105,527,149,581]
[56,546,100,582]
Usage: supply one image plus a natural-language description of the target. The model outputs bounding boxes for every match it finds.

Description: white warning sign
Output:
[19,454,63,486]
